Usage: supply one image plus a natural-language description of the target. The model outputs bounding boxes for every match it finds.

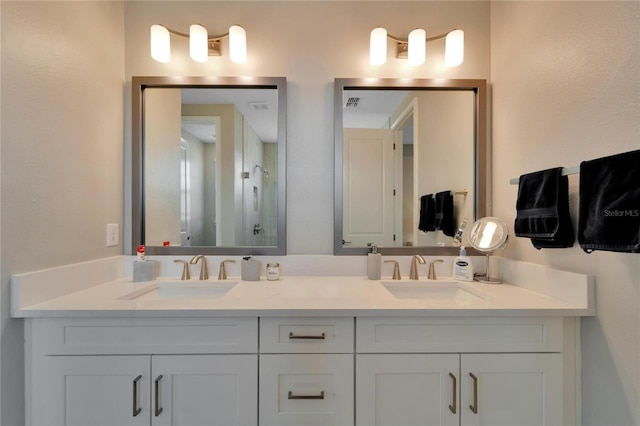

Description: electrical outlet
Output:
[106,223,119,247]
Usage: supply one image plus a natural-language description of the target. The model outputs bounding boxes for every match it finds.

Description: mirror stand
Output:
[475,254,502,284]
[468,217,509,284]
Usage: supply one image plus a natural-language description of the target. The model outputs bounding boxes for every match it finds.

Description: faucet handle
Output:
[218,259,236,280]
[384,260,402,280]
[173,259,191,280]
[428,259,445,280]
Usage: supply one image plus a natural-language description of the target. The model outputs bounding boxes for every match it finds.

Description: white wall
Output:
[491,2,640,424]
[0,2,125,424]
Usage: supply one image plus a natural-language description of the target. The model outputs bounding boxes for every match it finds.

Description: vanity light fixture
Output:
[150,24,247,64]
[369,27,464,67]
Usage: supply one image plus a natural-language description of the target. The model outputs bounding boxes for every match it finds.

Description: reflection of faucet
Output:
[409,255,426,280]
[218,259,236,280]
[190,255,209,280]
[428,259,444,280]
[384,260,402,280]
[253,224,264,235]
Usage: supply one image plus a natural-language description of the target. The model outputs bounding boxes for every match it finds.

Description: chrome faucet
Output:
[409,255,426,280]
[384,260,402,280]
[173,259,191,280]
[189,255,209,280]
[218,259,236,280]
[428,259,444,280]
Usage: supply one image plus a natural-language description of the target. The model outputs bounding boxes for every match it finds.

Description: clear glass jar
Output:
[266,263,280,281]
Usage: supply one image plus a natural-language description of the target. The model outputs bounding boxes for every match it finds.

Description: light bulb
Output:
[445,30,464,67]
[370,27,387,66]
[150,25,170,63]
[408,29,426,66]
[229,25,247,64]
[190,24,208,63]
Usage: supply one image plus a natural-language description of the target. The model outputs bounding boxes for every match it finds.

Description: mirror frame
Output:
[132,76,287,255]
[334,78,487,256]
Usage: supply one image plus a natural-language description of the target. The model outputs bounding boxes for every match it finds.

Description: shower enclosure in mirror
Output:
[334,78,487,255]
[132,77,286,255]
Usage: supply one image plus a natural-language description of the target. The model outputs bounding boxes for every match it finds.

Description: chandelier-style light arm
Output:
[165,27,230,43]
[386,29,457,44]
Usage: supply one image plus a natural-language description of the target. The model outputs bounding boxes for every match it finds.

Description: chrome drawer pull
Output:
[288,390,325,400]
[288,332,326,340]
[132,375,142,417]
[154,375,164,416]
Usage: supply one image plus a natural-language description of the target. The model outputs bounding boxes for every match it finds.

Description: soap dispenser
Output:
[367,244,382,280]
[453,246,474,282]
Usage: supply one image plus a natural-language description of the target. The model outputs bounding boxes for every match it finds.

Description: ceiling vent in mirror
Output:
[344,97,360,108]
[249,102,269,111]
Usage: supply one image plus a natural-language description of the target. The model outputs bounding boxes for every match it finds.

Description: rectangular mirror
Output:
[334,78,487,255]
[132,76,286,255]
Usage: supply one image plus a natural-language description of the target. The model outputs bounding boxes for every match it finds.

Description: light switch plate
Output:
[106,223,119,247]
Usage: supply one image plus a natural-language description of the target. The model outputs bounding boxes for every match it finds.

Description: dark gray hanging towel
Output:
[578,149,640,253]
[418,194,435,232]
[514,167,575,249]
[434,191,455,237]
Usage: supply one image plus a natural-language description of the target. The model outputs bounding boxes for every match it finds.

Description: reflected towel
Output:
[434,191,455,237]
[514,167,575,249]
[418,194,435,232]
[578,149,640,253]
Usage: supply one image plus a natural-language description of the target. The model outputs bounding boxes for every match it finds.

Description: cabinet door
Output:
[37,355,150,426]
[260,354,354,426]
[356,354,459,426]
[152,354,258,426]
[460,353,562,426]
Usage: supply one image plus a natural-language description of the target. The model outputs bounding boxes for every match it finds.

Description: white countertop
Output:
[11,256,595,317]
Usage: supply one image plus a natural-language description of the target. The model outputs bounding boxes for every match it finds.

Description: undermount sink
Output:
[380,280,485,302]
[120,281,238,301]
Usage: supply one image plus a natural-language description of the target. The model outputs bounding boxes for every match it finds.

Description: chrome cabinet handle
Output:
[132,375,142,417]
[154,375,164,417]
[288,390,325,400]
[448,373,457,414]
[288,332,326,340]
[469,373,478,414]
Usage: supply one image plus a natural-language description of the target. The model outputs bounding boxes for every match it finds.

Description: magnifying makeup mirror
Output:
[468,217,509,284]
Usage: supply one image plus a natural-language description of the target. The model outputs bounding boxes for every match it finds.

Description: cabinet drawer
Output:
[31,317,258,355]
[259,354,354,426]
[260,317,354,353]
[356,317,563,353]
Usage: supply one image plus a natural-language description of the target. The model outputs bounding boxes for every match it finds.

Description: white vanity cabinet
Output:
[25,315,576,426]
[258,317,355,426]
[27,318,258,426]
[355,317,566,426]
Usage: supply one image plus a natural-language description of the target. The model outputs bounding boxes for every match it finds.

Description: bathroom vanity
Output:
[12,256,593,426]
